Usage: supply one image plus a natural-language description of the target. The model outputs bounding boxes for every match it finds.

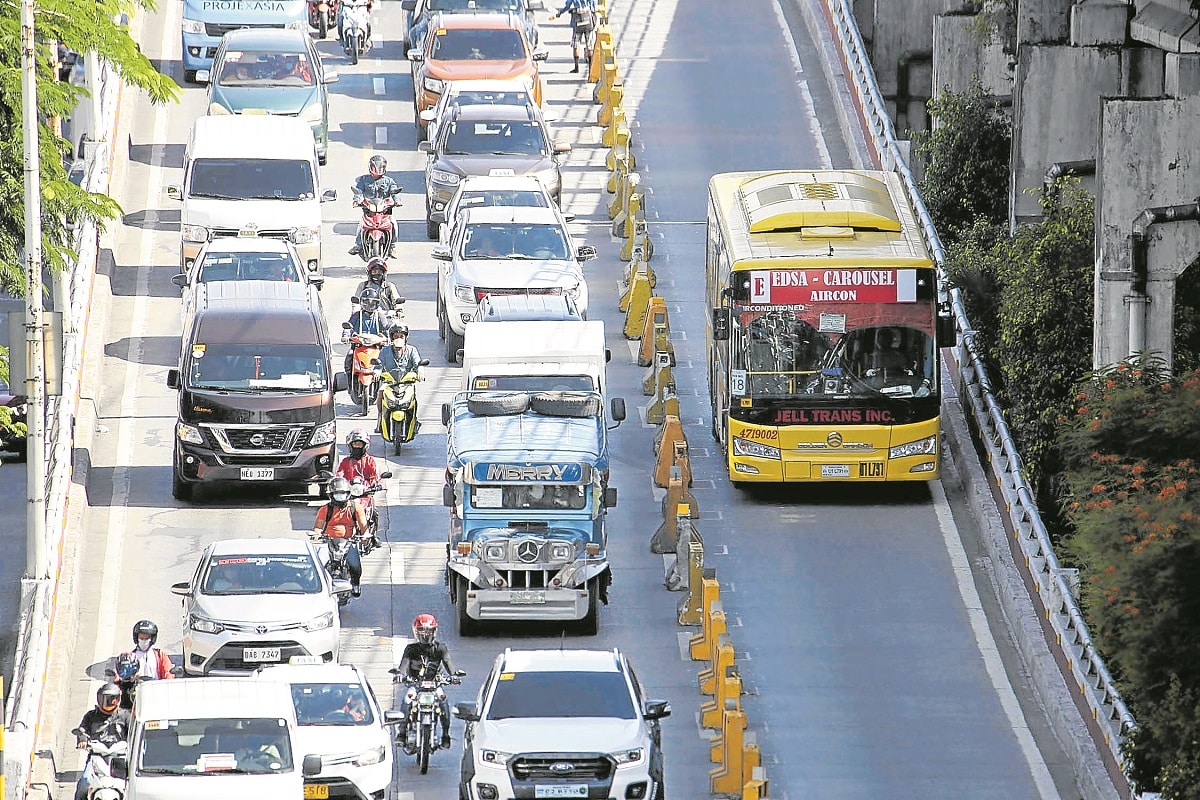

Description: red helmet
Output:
[369,154,387,178]
[412,614,438,645]
[366,257,388,276]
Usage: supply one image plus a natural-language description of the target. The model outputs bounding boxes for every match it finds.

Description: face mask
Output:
[136,638,152,652]
[350,446,366,458]
[393,338,406,349]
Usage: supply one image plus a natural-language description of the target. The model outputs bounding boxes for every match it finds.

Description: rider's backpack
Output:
[571,4,595,35]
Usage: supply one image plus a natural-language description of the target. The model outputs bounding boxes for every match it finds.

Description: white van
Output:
[461,319,610,397]
[167,116,336,276]
[115,677,322,800]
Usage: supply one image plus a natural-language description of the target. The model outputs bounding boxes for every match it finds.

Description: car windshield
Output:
[186,344,329,391]
[486,671,637,720]
[456,189,549,215]
[290,683,375,726]
[460,223,569,260]
[138,717,292,775]
[216,50,315,87]
[201,553,322,596]
[430,28,526,61]
[196,251,302,283]
[428,0,523,10]
[450,90,532,110]
[442,120,546,157]
[188,158,315,201]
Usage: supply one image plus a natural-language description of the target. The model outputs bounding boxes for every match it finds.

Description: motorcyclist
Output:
[130,619,175,680]
[375,324,423,431]
[342,286,390,378]
[74,683,131,800]
[354,258,403,311]
[394,614,464,750]
[349,154,400,257]
[336,427,382,545]
[311,476,367,596]
[338,0,373,47]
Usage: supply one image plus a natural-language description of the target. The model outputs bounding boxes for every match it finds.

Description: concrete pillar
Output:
[1070,0,1131,46]
[1017,0,1074,44]
[1010,45,1123,227]
[1095,96,1200,370]
[932,12,1014,101]
[1165,52,1200,97]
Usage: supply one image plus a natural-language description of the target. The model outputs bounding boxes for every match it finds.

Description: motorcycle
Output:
[72,730,128,800]
[342,323,388,416]
[341,0,372,65]
[307,0,339,39]
[349,474,391,555]
[376,362,429,456]
[353,194,399,262]
[388,663,464,774]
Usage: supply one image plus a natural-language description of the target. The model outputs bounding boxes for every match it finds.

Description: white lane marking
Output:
[372,77,385,96]
[93,2,175,667]
[931,480,1060,800]
[375,126,387,144]
[771,0,833,170]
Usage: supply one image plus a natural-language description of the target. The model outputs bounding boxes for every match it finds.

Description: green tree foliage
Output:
[1059,357,1200,796]
[914,77,1011,243]
[0,344,20,435]
[1173,256,1200,373]
[0,0,178,294]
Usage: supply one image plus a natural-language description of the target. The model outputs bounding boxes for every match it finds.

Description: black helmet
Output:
[133,619,159,647]
[329,476,352,505]
[366,257,388,277]
[359,287,381,313]
[389,324,409,341]
[369,154,387,177]
[97,683,122,714]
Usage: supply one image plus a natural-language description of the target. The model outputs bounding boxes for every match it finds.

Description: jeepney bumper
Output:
[465,587,591,622]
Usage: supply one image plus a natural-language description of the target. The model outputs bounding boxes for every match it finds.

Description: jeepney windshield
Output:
[471,484,587,511]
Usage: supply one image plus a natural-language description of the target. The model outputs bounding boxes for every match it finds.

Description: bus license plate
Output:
[243,647,281,662]
[304,784,330,799]
[240,467,275,481]
[510,590,546,605]
[858,461,885,478]
[535,786,587,798]
[820,464,851,478]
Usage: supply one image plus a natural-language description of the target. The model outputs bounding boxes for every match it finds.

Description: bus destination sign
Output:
[749,269,917,304]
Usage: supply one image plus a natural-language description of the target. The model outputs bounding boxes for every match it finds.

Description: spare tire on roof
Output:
[529,392,602,418]
[466,392,530,416]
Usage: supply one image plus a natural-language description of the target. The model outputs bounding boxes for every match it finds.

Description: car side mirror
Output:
[603,487,617,508]
[442,484,454,507]
[712,307,730,341]
[604,348,611,363]
[429,209,446,224]
[431,245,452,262]
[532,48,549,61]
[194,69,210,84]
[166,369,181,390]
[323,70,340,84]
[302,754,323,777]
[379,471,393,480]
[644,700,671,720]
[526,0,544,9]
[417,141,432,153]
[441,403,452,427]
[452,702,479,722]
[576,245,598,262]
[610,397,626,422]
[321,189,337,202]
[331,578,353,596]
[407,50,424,62]
[171,273,188,289]
[165,185,182,201]
[455,348,464,364]
[309,275,325,289]
[383,710,406,725]
[334,371,348,392]
[419,109,436,123]
[109,757,128,780]
[418,359,430,366]
[553,140,572,155]
[170,582,190,597]
[563,212,576,221]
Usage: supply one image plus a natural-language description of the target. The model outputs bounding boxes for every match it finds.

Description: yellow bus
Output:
[705,170,952,483]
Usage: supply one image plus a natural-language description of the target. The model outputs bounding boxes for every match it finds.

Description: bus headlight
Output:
[732,437,780,460]
[889,435,937,459]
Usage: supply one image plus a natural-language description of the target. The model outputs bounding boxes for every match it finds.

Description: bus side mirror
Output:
[603,487,617,508]
[167,369,181,390]
[610,398,626,422]
[110,757,128,780]
[302,754,323,777]
[443,484,454,507]
[937,312,956,348]
[441,403,452,427]
[712,308,730,341]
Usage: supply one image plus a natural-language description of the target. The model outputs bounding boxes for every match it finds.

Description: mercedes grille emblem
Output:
[515,541,540,563]
[549,762,574,774]
[249,433,266,447]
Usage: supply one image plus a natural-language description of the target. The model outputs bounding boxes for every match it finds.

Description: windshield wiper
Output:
[190,192,244,200]
[136,768,187,775]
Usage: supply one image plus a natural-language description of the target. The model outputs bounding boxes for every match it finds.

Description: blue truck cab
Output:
[181,0,307,83]
[441,390,624,635]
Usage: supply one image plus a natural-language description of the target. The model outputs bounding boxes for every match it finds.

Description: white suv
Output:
[434,205,595,363]
[454,648,670,800]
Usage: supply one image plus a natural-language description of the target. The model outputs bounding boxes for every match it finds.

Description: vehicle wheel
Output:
[361,385,371,417]
[418,723,431,774]
[171,468,193,502]
[529,391,601,418]
[338,593,351,607]
[350,40,360,66]
[392,426,403,456]
[426,216,439,241]
[576,577,600,636]
[437,298,446,340]
[456,576,480,637]
[466,393,530,416]
[445,325,464,364]
[415,121,427,146]
[184,69,197,83]
[317,14,328,39]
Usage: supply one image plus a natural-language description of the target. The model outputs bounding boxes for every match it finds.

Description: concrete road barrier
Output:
[598,80,623,129]
[701,661,742,728]
[709,701,748,792]
[742,765,769,800]
[661,502,698,587]
[621,267,652,338]
[677,559,710,626]
[637,297,670,365]
[689,589,725,661]
[652,484,699,553]
[593,45,617,105]
[699,631,735,697]
[589,24,613,83]
[653,437,692,489]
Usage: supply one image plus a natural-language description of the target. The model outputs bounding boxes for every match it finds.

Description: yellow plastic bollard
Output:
[743,766,769,800]
[622,271,652,339]
[606,127,632,173]
[598,81,623,128]
[701,661,742,728]
[589,24,612,83]
[645,359,674,426]
[650,485,691,553]
[699,631,735,696]
[652,413,684,485]
[709,703,747,792]
[688,585,723,660]
[638,298,670,365]
[742,732,762,791]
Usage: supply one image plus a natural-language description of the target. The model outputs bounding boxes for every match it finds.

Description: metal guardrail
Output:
[2,51,118,800]
[820,0,1138,790]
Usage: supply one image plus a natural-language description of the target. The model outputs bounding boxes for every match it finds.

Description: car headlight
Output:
[564,283,581,300]
[889,435,937,459]
[289,226,319,245]
[181,224,209,244]
[208,102,230,116]
[423,76,445,93]
[549,542,574,561]
[430,169,460,187]
[303,612,334,632]
[453,284,475,303]
[483,543,506,562]
[481,749,513,766]
[613,748,643,766]
[189,614,224,635]
[176,422,204,445]
[534,168,560,193]
[732,437,781,460]
[181,18,203,34]
[310,420,337,446]
[300,102,324,124]
[352,746,386,767]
